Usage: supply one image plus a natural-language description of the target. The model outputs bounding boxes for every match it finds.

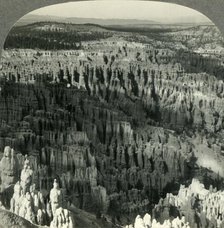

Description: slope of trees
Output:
[4,22,112,50]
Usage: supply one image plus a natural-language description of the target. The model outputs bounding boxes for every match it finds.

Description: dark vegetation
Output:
[4,21,195,50]
[4,22,113,50]
[175,49,224,80]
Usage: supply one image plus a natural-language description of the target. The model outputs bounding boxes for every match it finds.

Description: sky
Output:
[29,1,211,23]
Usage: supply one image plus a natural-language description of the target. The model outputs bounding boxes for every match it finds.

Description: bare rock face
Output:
[50,179,63,216]
[10,182,22,215]
[8,157,76,227]
[149,179,224,228]
[10,158,46,225]
[126,214,189,228]
[50,207,75,228]
[126,179,224,228]
[20,156,33,194]
[0,146,19,191]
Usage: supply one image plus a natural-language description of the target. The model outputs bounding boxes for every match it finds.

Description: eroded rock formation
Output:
[0,146,19,191]
[8,155,75,227]
[0,24,224,226]
[125,179,224,228]
[151,179,224,227]
[50,207,74,228]
[126,214,190,228]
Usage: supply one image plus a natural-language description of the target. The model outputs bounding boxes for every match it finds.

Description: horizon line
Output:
[21,13,213,25]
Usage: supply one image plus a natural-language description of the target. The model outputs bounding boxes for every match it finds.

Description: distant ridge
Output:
[15,14,213,28]
[15,14,160,27]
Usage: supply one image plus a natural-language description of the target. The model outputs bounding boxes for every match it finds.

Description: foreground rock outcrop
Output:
[126,214,190,228]
[125,179,224,228]
[153,179,224,227]
[7,154,74,227]
[0,208,38,228]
